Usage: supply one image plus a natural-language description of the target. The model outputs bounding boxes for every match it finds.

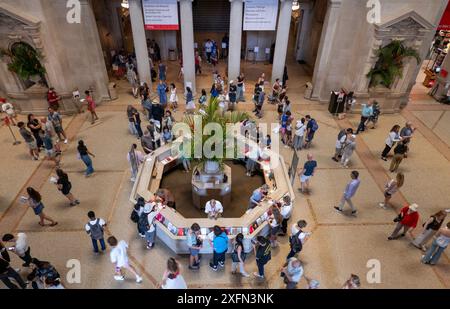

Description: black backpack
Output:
[337,129,347,141]
[289,231,303,252]
[138,212,150,233]
[130,209,139,223]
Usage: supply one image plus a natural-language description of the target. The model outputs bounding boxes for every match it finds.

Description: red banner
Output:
[438,2,450,30]
[144,24,179,30]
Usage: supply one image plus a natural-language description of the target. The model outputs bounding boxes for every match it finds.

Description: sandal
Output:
[50,222,58,227]
[38,222,45,227]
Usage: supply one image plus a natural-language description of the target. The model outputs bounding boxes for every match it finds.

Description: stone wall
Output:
[0,0,110,114]
[310,0,448,112]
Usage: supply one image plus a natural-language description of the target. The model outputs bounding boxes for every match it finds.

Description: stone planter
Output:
[354,86,408,114]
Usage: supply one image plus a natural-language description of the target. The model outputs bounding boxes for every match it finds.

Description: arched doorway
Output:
[7,42,47,89]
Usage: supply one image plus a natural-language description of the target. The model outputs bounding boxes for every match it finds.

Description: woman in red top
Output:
[85,90,99,124]
[388,203,419,240]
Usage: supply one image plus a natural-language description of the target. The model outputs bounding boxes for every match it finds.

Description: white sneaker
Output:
[253,272,264,279]
[378,203,387,209]
[241,272,250,277]
[114,275,125,281]
[136,276,143,283]
[64,139,68,144]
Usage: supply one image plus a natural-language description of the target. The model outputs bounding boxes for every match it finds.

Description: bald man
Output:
[298,154,317,194]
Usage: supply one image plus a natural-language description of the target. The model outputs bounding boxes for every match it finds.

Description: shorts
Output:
[45,149,54,157]
[189,248,200,256]
[61,183,72,196]
[27,141,37,150]
[300,175,312,183]
[54,126,63,134]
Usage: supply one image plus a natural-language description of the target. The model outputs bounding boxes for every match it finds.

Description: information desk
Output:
[130,137,295,254]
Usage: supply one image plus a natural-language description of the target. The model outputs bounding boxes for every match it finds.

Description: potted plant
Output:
[367,40,420,89]
[0,43,46,84]
[183,97,249,173]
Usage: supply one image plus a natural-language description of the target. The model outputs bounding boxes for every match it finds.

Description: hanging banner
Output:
[243,0,279,31]
[142,0,179,30]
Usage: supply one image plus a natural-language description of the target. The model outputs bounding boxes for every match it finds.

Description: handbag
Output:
[393,213,403,223]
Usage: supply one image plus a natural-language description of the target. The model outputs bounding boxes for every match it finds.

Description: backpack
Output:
[138,212,150,233]
[337,129,346,141]
[289,231,303,252]
[311,120,319,132]
[88,219,104,240]
[130,209,140,223]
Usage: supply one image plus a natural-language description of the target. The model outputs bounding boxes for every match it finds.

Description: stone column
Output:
[80,0,110,101]
[295,2,313,62]
[228,0,244,81]
[129,0,152,87]
[179,0,196,94]
[271,0,293,84]
[311,0,342,101]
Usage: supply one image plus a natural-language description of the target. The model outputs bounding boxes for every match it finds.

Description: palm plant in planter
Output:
[0,43,46,84]
[182,97,249,173]
[367,40,420,89]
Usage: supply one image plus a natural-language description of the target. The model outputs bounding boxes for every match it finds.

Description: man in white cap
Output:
[388,203,419,240]
[141,203,158,249]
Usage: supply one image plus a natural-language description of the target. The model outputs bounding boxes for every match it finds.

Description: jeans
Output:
[212,251,226,268]
[293,135,304,151]
[135,123,143,138]
[356,116,368,133]
[81,154,94,176]
[236,86,245,102]
[182,158,191,171]
[422,239,447,265]
[256,258,268,277]
[0,267,27,289]
[338,195,356,212]
[92,238,106,253]
[129,122,138,136]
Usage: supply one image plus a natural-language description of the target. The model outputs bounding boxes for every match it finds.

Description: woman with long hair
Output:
[185,87,195,114]
[26,187,57,227]
[379,172,404,209]
[55,169,80,206]
[412,210,447,251]
[231,233,249,277]
[381,125,401,161]
[268,205,283,248]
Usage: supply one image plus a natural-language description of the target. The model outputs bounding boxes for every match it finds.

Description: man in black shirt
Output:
[0,242,27,289]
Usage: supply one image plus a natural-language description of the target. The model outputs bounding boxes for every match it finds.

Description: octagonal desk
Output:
[130,136,295,254]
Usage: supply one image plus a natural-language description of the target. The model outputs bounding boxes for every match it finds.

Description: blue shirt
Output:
[186,92,193,103]
[344,179,360,199]
[361,104,373,117]
[250,189,263,204]
[303,160,317,176]
[213,232,228,253]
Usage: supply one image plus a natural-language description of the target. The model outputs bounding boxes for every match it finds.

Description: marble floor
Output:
[1,60,449,289]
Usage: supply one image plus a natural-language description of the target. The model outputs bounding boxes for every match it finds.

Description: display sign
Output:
[243,0,279,31]
[142,0,179,30]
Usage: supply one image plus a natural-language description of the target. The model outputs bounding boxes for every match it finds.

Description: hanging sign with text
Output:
[142,0,179,30]
[243,0,279,31]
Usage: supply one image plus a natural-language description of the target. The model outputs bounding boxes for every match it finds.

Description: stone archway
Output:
[354,11,435,112]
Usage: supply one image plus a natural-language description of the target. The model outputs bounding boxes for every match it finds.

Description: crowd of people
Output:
[2,46,449,291]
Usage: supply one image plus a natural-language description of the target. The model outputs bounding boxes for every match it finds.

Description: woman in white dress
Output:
[169,83,178,111]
